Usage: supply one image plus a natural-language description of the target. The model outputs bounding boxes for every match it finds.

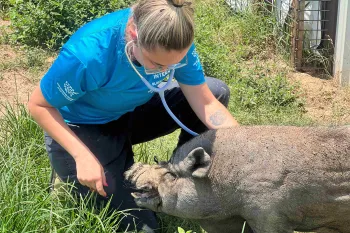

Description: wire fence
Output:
[225,0,338,74]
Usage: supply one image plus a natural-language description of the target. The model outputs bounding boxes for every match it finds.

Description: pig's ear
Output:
[183,147,211,178]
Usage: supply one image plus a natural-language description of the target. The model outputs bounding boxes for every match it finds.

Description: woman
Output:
[28,0,239,231]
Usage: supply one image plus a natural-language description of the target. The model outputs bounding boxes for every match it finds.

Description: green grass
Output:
[0,1,11,20]
[0,104,203,233]
[0,0,315,232]
[194,0,312,126]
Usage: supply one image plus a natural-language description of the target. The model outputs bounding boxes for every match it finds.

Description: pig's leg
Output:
[335,220,350,233]
[247,211,294,233]
[197,216,254,233]
[316,228,341,233]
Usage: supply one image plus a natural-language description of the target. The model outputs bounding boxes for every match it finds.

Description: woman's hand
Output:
[75,153,108,197]
[28,85,109,197]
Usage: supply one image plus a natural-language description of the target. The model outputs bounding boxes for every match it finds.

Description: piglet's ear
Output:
[183,147,211,178]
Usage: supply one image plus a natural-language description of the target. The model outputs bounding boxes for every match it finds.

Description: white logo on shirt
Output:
[57,81,79,101]
[64,81,79,97]
[151,79,164,87]
[153,70,170,80]
[192,49,200,68]
[147,74,171,94]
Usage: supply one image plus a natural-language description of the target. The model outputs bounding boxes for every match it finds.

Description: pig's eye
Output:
[164,172,177,181]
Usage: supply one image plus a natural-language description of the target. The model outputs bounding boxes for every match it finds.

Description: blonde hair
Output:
[132,0,194,51]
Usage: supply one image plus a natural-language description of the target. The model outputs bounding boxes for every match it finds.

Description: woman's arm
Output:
[179,82,239,129]
[28,85,108,196]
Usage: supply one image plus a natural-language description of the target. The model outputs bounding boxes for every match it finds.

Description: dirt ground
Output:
[0,44,43,109]
[0,19,50,110]
[289,70,350,125]
[1,19,349,125]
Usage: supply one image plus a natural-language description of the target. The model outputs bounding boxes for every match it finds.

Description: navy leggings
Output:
[45,77,230,232]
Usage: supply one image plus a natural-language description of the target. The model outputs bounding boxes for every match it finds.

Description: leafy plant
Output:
[9,0,135,50]
[178,227,193,233]
[194,0,307,125]
[0,0,13,19]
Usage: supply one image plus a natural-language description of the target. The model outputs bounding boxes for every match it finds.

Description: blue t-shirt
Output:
[40,8,205,124]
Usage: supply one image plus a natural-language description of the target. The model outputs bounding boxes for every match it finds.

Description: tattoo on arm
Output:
[209,110,226,126]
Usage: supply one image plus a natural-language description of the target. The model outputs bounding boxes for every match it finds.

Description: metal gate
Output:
[225,0,339,74]
[291,0,338,74]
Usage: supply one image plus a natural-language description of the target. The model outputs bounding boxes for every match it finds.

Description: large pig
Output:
[125,126,350,233]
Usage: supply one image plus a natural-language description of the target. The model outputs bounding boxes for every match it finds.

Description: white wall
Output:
[334,0,350,86]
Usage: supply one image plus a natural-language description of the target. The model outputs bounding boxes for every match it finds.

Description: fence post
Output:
[291,0,305,70]
[334,0,350,86]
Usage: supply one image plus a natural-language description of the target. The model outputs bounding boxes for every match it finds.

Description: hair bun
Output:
[132,0,194,51]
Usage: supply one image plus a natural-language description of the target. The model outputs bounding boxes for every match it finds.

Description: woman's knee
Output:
[205,77,230,107]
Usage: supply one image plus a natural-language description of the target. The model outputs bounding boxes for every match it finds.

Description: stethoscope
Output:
[125,41,198,136]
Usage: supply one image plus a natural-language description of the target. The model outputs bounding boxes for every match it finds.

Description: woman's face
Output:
[127,18,190,74]
[132,42,190,74]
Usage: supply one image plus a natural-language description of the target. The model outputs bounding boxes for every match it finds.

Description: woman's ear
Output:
[127,17,138,42]
[130,18,138,42]
[130,26,138,42]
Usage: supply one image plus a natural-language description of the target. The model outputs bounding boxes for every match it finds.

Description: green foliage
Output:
[232,73,302,110]
[194,0,308,125]
[195,0,278,82]
[0,104,122,232]
[25,47,46,67]
[0,27,10,45]
[9,0,135,50]
[0,0,12,19]
[241,221,247,233]
[227,65,311,126]
[0,103,200,232]
[0,103,44,150]
[178,226,193,233]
